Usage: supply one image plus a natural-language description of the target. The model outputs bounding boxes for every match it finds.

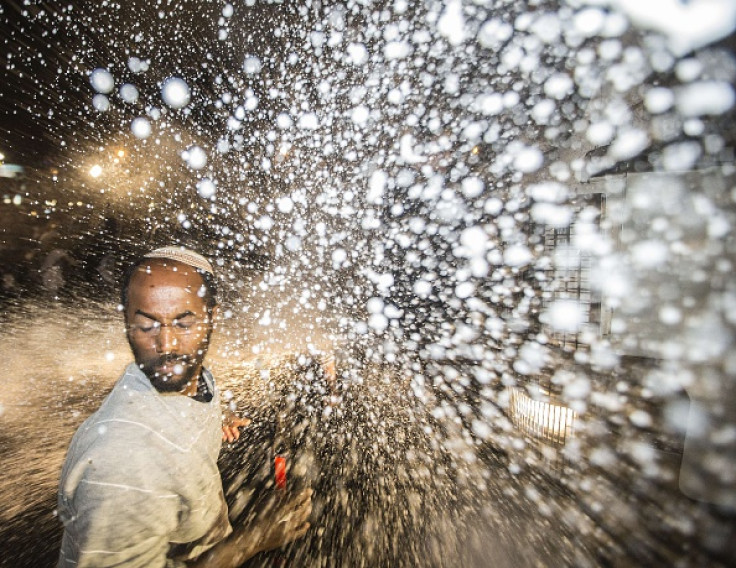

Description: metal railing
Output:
[508,386,577,447]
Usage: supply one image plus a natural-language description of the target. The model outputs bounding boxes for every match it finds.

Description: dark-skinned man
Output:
[57,246,312,567]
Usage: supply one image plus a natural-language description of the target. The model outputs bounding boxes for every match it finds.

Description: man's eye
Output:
[174,318,197,330]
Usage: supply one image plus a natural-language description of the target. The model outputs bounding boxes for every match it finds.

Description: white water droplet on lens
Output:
[413,280,431,298]
[384,41,412,60]
[461,176,484,198]
[438,0,467,46]
[477,92,503,116]
[173,364,184,375]
[367,297,384,314]
[347,43,368,65]
[276,113,293,129]
[276,196,294,213]
[527,181,569,203]
[530,13,562,43]
[478,19,513,50]
[298,113,319,130]
[542,299,585,333]
[367,170,387,204]
[645,87,675,114]
[631,239,669,268]
[131,117,152,139]
[196,178,217,199]
[514,146,544,173]
[284,236,301,251]
[532,99,555,124]
[586,122,615,146]
[504,244,533,267]
[183,146,207,170]
[256,215,273,231]
[332,248,347,266]
[368,313,389,332]
[471,419,492,440]
[119,83,139,103]
[484,197,503,215]
[90,68,114,93]
[629,410,652,428]
[544,73,573,100]
[662,141,701,171]
[514,342,549,375]
[92,94,110,112]
[455,281,475,299]
[128,57,141,72]
[161,77,191,109]
[243,55,262,74]
[611,0,736,56]
[244,95,258,111]
[351,105,370,125]
[659,305,682,325]
[676,81,735,117]
[531,203,573,228]
[128,57,149,73]
[610,128,650,161]
[384,304,403,319]
[573,8,605,37]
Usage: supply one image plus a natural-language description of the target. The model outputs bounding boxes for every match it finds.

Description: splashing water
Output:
[1,0,735,566]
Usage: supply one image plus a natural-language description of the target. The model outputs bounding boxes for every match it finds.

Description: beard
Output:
[140,354,201,393]
[126,324,213,395]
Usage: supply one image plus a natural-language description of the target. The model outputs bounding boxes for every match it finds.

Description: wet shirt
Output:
[57,363,231,568]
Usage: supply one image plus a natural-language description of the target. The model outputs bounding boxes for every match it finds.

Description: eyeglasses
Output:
[127,317,209,337]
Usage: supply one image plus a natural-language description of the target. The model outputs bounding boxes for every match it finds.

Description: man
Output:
[57,246,312,567]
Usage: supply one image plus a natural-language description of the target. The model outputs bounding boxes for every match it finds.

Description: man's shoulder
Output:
[67,369,165,458]
[66,364,220,461]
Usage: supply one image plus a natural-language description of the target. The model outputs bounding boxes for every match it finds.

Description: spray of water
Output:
[1,0,735,566]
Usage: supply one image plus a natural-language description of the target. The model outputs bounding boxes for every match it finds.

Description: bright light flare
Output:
[89,164,103,178]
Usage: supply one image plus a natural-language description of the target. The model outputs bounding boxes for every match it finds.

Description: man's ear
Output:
[210,305,220,326]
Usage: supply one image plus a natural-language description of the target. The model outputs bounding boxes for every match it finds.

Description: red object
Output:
[274,455,287,489]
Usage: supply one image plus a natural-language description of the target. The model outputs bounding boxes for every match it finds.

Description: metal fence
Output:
[508,386,577,447]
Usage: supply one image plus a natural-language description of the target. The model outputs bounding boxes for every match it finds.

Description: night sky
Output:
[0,0,291,167]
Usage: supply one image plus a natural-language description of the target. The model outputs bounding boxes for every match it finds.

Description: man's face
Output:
[124,260,217,394]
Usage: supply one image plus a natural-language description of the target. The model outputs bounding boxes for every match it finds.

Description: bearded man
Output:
[57,246,311,567]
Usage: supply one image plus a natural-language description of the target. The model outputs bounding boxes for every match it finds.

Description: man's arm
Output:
[188,488,313,568]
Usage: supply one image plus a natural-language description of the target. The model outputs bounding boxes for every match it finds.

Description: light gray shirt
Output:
[57,363,231,567]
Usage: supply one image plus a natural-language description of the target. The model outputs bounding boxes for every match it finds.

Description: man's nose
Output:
[155,325,179,354]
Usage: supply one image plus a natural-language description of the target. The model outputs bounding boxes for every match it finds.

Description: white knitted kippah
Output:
[143,246,214,275]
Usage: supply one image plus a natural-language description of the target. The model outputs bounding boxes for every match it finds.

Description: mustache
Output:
[153,355,192,368]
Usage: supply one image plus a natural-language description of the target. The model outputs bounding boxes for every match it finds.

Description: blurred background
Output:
[1,1,735,566]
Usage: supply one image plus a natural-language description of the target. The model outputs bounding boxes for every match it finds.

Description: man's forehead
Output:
[130,260,205,288]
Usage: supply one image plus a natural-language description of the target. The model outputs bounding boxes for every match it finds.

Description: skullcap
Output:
[143,246,214,275]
